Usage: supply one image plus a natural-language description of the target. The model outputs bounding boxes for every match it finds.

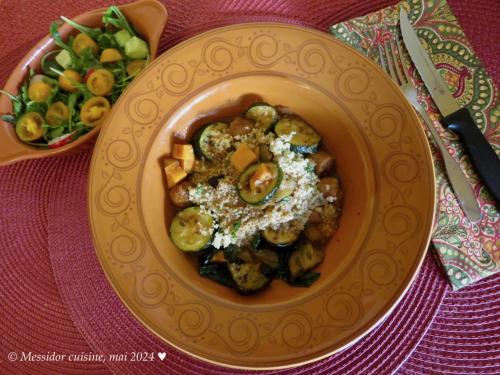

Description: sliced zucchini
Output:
[288,241,324,280]
[237,162,282,205]
[228,263,269,293]
[274,116,321,154]
[244,102,278,132]
[252,248,279,270]
[193,122,229,160]
[170,207,214,252]
[274,179,296,202]
[263,224,301,248]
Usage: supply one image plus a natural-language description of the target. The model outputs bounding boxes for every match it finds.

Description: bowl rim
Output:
[88,21,436,370]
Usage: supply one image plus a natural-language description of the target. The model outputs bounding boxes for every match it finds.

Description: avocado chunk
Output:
[55,49,72,69]
[124,36,149,59]
[114,29,132,47]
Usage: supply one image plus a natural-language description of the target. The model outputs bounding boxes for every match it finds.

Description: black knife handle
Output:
[443,107,500,204]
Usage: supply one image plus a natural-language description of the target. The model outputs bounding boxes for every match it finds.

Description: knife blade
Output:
[400,8,500,205]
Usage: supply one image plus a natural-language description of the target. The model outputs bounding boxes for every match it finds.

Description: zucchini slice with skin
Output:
[193,122,229,160]
[228,262,269,293]
[274,116,321,154]
[288,241,324,280]
[263,224,301,248]
[170,206,214,252]
[244,102,279,132]
[237,162,282,205]
[252,248,279,270]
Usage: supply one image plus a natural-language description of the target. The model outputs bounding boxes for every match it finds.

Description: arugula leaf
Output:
[102,6,136,37]
[60,16,102,40]
[0,89,25,119]
[66,92,80,131]
[97,33,117,50]
[26,101,47,114]
[50,22,74,53]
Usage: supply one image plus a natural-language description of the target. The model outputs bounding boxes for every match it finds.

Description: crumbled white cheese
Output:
[187,132,337,248]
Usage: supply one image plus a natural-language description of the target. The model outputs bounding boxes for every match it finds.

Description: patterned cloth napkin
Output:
[330,0,499,290]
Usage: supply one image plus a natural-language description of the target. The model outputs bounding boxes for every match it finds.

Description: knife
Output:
[400,8,500,205]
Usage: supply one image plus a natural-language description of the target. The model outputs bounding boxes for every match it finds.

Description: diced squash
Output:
[211,251,226,263]
[164,159,187,188]
[231,143,257,172]
[179,157,195,173]
[172,143,195,160]
[249,163,273,190]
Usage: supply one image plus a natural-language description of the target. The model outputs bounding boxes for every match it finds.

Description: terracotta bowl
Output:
[0,0,167,166]
[88,23,436,369]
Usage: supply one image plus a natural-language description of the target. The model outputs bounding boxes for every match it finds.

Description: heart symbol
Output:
[158,352,166,361]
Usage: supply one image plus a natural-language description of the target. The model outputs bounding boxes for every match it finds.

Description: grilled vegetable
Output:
[274,116,321,154]
[258,143,273,162]
[252,248,279,270]
[168,179,192,208]
[210,251,226,263]
[244,102,278,132]
[237,162,282,205]
[228,116,254,136]
[318,177,342,202]
[170,206,214,252]
[288,241,324,280]
[228,263,269,293]
[262,224,300,248]
[308,150,334,176]
[193,122,229,160]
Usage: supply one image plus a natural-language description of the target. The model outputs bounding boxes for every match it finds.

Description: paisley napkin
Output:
[330,0,499,289]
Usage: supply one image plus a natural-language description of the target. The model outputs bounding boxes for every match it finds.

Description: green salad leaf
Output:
[60,16,102,40]
[50,22,74,54]
[102,6,136,37]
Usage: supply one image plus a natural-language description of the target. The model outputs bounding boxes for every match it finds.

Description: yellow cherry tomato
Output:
[126,59,147,77]
[72,33,99,56]
[86,69,115,96]
[16,112,44,141]
[45,101,69,125]
[99,48,123,63]
[28,81,52,102]
[59,69,82,92]
[80,96,110,127]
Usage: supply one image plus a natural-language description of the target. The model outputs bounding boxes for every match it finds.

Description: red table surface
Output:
[0,1,499,374]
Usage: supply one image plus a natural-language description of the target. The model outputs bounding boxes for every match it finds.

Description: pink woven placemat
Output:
[0,0,499,374]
